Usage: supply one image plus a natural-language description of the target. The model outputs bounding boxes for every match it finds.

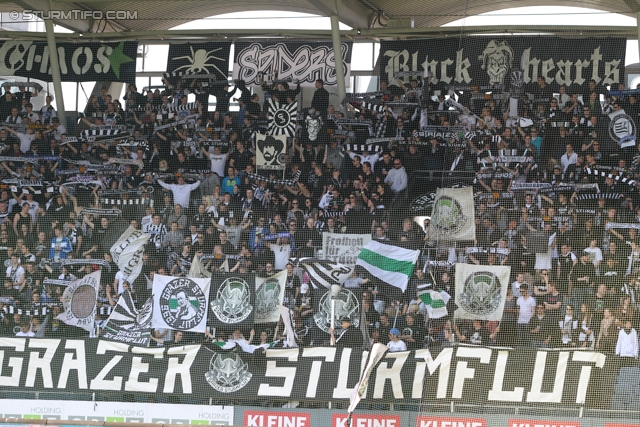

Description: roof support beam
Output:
[14,0,93,32]
[306,0,370,29]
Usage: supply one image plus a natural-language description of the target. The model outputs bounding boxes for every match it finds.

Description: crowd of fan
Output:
[0,75,639,360]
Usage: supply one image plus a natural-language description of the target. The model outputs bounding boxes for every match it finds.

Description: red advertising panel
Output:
[333,414,401,427]
[244,410,311,427]
[416,416,486,427]
[508,419,580,427]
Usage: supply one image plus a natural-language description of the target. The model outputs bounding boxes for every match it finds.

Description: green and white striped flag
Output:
[356,241,419,292]
[418,288,449,319]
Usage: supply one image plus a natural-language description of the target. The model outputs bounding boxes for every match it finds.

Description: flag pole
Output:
[392,306,399,329]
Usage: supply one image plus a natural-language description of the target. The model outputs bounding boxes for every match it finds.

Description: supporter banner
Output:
[166,42,232,83]
[0,342,616,406]
[430,187,476,242]
[152,275,210,332]
[256,133,287,170]
[455,263,510,321]
[209,273,255,330]
[110,226,150,284]
[0,41,137,82]
[380,37,625,91]
[255,270,286,324]
[233,41,353,86]
[268,99,298,137]
[299,259,354,289]
[102,291,153,346]
[322,233,372,266]
[57,270,102,332]
[0,399,234,424]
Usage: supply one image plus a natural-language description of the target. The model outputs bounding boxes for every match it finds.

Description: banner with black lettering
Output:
[57,270,102,332]
[233,41,353,87]
[101,291,153,346]
[166,42,232,83]
[0,41,138,82]
[322,233,372,267]
[208,273,255,330]
[152,275,210,332]
[110,226,150,284]
[380,37,625,93]
[256,133,287,170]
[0,341,619,408]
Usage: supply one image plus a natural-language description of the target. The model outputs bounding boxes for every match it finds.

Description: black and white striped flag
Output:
[295,258,353,289]
[102,291,153,346]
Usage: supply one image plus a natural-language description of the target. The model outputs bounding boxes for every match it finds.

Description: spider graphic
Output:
[172,46,225,76]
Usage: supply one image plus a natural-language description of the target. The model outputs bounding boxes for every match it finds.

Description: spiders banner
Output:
[166,42,232,83]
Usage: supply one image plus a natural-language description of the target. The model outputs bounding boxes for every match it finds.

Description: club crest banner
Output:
[152,275,210,332]
[57,270,102,332]
[233,41,353,87]
[0,41,137,82]
[102,291,153,346]
[454,263,510,321]
[380,37,625,92]
[209,273,255,330]
[166,42,232,82]
[255,270,286,324]
[430,187,476,242]
[256,133,287,170]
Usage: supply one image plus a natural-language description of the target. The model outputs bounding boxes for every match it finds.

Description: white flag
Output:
[278,305,298,348]
[110,226,150,284]
[348,343,388,413]
[255,270,286,324]
[57,270,102,332]
[152,275,210,332]
[189,255,212,278]
[430,187,476,242]
[454,263,510,321]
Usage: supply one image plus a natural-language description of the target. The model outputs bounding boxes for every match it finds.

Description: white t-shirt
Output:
[209,153,227,177]
[114,270,132,295]
[517,295,537,324]
[15,330,35,337]
[6,264,24,287]
[16,132,34,153]
[270,244,291,271]
[583,247,603,266]
[387,339,407,352]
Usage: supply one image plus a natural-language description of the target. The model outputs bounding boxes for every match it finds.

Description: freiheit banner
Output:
[0,339,617,406]
[233,41,353,87]
[0,41,137,82]
[380,37,625,91]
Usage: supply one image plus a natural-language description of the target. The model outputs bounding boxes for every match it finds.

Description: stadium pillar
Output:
[330,14,347,108]
[44,14,67,126]
[637,11,640,66]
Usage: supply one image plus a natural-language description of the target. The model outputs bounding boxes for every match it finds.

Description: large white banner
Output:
[454,263,510,321]
[152,275,210,332]
[110,226,150,284]
[322,233,371,266]
[430,187,476,242]
[0,399,233,425]
[57,270,101,332]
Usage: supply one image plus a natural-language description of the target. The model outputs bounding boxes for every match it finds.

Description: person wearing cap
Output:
[330,317,363,348]
[387,327,406,352]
